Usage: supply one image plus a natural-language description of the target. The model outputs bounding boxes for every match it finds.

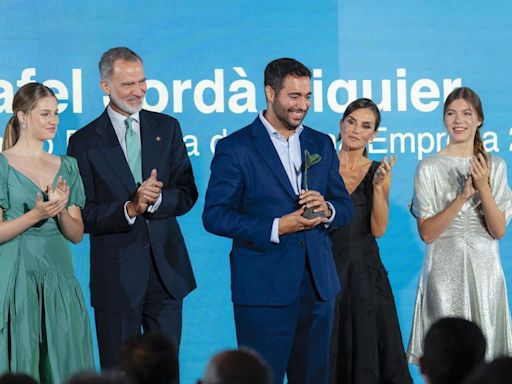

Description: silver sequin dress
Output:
[407,153,512,364]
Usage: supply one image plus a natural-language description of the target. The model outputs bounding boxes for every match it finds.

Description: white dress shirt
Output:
[258,112,335,243]
[107,106,162,224]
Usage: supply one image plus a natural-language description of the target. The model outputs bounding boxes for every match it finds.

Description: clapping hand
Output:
[469,153,490,193]
[459,153,489,202]
[139,169,163,205]
[47,176,70,203]
[127,169,163,217]
[460,175,476,201]
[373,155,396,186]
[33,177,70,219]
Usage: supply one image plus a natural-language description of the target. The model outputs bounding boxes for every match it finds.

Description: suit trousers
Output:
[234,260,335,384]
[94,252,183,369]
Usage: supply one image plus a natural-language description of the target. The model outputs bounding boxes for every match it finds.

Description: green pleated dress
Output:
[0,154,94,383]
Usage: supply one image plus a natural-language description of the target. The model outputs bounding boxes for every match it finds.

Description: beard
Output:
[109,89,144,115]
[271,98,308,131]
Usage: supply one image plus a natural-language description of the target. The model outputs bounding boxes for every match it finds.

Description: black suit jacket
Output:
[68,109,197,311]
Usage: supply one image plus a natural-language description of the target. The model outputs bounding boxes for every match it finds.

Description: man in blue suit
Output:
[203,58,353,383]
[67,47,197,369]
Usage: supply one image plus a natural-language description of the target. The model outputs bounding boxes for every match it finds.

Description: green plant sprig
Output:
[303,150,321,191]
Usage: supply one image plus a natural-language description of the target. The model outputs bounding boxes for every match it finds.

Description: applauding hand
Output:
[31,176,70,220]
[127,169,163,217]
[373,155,396,186]
[469,153,490,193]
[47,176,70,204]
[139,169,163,205]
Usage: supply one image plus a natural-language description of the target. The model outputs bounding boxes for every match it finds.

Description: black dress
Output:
[329,161,412,384]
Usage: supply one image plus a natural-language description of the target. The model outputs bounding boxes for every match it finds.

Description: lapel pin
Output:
[155,136,161,142]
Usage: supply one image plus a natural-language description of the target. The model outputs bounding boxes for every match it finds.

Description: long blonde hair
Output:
[3,83,56,151]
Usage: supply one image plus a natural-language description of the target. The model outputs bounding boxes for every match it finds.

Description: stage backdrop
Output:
[1,1,511,383]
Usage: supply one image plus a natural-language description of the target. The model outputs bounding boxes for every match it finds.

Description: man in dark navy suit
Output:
[203,58,353,383]
[68,47,197,369]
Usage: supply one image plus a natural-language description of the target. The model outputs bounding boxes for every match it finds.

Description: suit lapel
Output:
[140,110,162,180]
[95,110,136,193]
[251,118,298,200]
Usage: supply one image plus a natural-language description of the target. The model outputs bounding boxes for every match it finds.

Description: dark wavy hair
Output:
[339,98,381,157]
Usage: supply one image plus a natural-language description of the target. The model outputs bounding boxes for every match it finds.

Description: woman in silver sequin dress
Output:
[407,87,512,364]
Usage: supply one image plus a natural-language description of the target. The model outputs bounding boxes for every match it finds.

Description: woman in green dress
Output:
[0,83,94,383]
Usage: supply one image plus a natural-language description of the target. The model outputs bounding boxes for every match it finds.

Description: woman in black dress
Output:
[329,98,411,384]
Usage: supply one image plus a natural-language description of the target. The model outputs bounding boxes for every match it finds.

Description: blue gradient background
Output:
[1,1,511,382]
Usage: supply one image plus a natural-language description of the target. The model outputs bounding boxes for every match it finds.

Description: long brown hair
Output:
[443,87,486,159]
[3,83,56,151]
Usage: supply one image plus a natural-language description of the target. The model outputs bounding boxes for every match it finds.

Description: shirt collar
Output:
[259,110,304,139]
[107,105,140,127]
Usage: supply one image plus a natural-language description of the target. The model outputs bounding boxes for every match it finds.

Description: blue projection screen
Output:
[1,1,511,383]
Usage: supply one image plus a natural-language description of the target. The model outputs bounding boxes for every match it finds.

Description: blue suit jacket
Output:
[67,109,197,311]
[203,116,353,306]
